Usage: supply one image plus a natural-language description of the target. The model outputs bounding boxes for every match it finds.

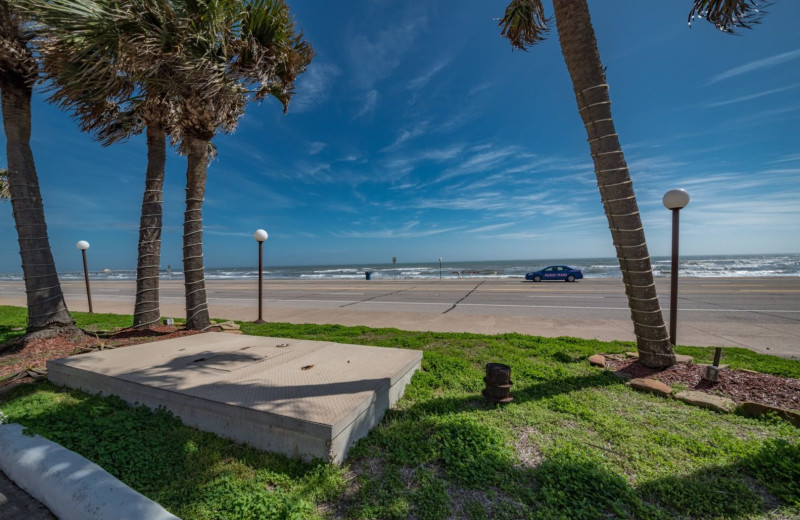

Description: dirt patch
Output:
[512,425,543,468]
[607,358,800,412]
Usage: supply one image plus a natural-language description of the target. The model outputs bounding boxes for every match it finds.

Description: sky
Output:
[1,0,800,273]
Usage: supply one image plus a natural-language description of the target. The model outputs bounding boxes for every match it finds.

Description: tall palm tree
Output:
[498,0,773,368]
[170,0,313,330]
[0,0,74,334]
[21,0,179,329]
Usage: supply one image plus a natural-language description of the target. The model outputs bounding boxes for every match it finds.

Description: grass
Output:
[1,308,799,519]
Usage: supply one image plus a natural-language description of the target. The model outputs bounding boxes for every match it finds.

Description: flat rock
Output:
[674,354,694,364]
[738,402,800,428]
[588,354,606,367]
[675,390,735,413]
[625,351,639,359]
[629,378,672,397]
[604,354,627,361]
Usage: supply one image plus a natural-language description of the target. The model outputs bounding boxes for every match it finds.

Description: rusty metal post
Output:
[483,363,513,403]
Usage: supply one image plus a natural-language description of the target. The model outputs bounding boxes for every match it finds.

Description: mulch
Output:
[0,325,198,387]
[607,358,800,412]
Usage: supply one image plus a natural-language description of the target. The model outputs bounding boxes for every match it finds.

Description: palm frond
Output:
[0,168,9,202]
[688,0,771,32]
[499,0,549,51]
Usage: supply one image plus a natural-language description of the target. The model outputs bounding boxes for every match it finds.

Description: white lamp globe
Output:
[76,240,90,251]
[253,229,268,242]
[662,189,690,210]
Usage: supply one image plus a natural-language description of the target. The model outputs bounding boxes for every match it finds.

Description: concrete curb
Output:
[0,423,180,520]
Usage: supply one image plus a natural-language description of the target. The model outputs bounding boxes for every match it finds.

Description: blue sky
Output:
[2,0,800,273]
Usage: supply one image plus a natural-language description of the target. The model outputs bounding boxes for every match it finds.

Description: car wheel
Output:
[566,275,575,282]
[533,275,542,282]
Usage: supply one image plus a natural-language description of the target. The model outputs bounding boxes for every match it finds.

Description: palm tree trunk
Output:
[552,0,674,367]
[182,135,211,330]
[132,124,166,328]
[1,80,74,333]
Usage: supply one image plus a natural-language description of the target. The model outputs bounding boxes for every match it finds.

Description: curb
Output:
[0,423,181,520]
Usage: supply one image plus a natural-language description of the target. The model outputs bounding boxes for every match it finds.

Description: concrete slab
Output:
[47,333,422,464]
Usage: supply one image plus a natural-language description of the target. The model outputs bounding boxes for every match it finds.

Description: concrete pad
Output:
[47,333,422,464]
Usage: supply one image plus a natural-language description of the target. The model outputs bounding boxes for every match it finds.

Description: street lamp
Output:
[253,229,268,324]
[662,189,690,347]
[76,240,93,313]
[439,257,442,280]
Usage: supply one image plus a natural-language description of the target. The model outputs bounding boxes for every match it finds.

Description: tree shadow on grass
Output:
[2,382,336,519]
[347,407,800,520]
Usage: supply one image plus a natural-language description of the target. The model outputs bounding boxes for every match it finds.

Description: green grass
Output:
[1,308,800,519]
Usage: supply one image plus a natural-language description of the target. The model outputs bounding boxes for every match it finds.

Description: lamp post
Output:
[662,189,690,347]
[439,257,442,280]
[76,240,93,313]
[253,229,268,324]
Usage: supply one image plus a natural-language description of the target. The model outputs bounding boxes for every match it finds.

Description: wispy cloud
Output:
[382,121,430,151]
[707,48,800,84]
[353,90,378,119]
[292,62,341,113]
[468,81,494,96]
[705,83,800,108]
[308,141,327,155]
[346,15,427,90]
[333,221,463,239]
[406,58,450,90]
[467,222,515,233]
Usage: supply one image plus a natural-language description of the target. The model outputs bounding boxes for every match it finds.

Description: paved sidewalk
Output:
[0,470,55,520]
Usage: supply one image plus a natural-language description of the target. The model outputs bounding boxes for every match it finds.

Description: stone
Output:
[625,351,639,359]
[675,390,735,413]
[217,320,241,331]
[604,354,627,361]
[588,354,606,368]
[674,354,694,364]
[738,402,800,428]
[629,378,672,397]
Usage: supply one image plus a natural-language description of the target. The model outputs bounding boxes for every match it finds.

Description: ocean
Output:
[2,254,798,282]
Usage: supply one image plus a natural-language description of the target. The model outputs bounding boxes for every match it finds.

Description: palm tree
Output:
[21,0,179,329]
[0,0,74,334]
[169,0,313,330]
[498,0,772,367]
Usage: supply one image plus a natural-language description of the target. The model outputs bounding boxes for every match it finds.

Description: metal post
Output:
[255,240,265,324]
[669,208,680,346]
[81,249,93,313]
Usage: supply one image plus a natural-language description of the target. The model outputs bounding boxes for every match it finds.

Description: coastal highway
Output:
[1,277,798,357]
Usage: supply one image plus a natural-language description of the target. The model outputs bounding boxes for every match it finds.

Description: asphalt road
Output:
[1,277,799,357]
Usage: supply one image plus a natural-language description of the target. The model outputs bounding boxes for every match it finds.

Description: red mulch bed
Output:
[0,326,199,387]
[607,358,800,412]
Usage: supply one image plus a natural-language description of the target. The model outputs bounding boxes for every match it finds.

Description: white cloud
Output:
[353,90,378,119]
[292,62,342,113]
[406,58,450,90]
[382,121,430,151]
[346,15,427,89]
[705,83,800,108]
[707,48,800,84]
[308,141,327,155]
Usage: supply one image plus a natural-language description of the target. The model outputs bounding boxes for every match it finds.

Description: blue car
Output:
[525,265,583,282]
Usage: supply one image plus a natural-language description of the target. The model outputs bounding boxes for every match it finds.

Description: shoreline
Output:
[1,277,799,358]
